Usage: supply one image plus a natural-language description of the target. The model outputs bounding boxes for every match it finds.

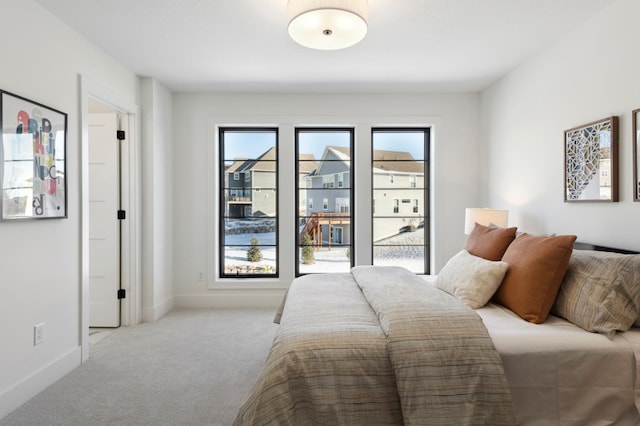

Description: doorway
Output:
[81,77,141,362]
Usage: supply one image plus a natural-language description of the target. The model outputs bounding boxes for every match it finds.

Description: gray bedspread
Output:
[233,266,516,425]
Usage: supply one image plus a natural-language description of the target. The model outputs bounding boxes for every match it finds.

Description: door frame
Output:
[80,76,141,362]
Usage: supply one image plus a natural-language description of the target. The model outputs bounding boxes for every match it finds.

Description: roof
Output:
[373,150,424,174]
[298,153,318,174]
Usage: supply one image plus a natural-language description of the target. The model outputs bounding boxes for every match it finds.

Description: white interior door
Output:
[89,113,120,327]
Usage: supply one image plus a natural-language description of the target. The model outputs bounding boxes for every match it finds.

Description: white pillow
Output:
[436,249,509,309]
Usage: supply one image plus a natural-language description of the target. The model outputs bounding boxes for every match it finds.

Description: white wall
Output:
[140,78,175,321]
[0,1,139,418]
[172,92,482,308]
[481,0,640,251]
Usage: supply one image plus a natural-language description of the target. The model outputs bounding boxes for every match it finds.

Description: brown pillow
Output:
[464,223,517,261]
[493,233,577,323]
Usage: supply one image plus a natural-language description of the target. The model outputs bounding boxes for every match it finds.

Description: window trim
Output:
[294,127,355,277]
[218,127,279,279]
[208,117,436,290]
[371,127,431,274]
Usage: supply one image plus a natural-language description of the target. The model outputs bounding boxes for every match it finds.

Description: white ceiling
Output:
[33,0,611,93]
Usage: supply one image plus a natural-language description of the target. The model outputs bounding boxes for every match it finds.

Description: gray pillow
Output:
[552,250,640,339]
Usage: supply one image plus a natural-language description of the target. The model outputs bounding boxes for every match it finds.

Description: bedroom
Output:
[1,0,639,423]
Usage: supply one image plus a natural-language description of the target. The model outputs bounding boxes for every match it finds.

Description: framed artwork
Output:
[633,109,640,202]
[564,116,618,202]
[0,90,67,219]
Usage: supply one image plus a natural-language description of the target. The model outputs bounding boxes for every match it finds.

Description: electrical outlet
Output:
[34,323,45,346]
[197,271,205,281]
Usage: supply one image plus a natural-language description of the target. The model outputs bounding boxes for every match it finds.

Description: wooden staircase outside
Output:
[299,212,350,250]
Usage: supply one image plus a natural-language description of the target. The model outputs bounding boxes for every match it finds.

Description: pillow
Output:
[464,223,517,261]
[436,250,509,309]
[552,250,640,338]
[493,233,577,323]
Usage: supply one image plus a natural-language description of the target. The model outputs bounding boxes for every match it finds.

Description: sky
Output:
[221,129,427,163]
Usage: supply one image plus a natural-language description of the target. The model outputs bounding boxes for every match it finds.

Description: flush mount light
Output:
[288,0,368,50]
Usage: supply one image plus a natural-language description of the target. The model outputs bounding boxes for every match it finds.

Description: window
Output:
[233,172,240,180]
[335,197,349,213]
[308,199,313,210]
[219,128,278,277]
[372,128,430,274]
[322,175,335,188]
[295,128,354,275]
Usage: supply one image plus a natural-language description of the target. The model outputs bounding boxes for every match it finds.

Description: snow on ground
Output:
[224,223,425,274]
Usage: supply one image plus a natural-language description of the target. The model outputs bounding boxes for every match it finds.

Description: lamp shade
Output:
[288,0,368,50]
[464,208,509,235]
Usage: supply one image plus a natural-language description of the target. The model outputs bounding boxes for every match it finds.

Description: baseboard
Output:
[141,296,174,323]
[0,346,81,420]
[174,289,285,309]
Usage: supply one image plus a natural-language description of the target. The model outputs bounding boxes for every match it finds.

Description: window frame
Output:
[208,118,435,289]
[294,127,355,276]
[371,127,431,274]
[218,126,279,279]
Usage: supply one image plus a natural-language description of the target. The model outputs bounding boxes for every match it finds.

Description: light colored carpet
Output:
[1,309,278,426]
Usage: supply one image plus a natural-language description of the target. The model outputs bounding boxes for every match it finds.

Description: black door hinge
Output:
[117,289,126,299]
[116,130,126,140]
[117,210,126,220]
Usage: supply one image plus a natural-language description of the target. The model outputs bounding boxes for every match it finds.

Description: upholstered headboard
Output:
[573,241,639,255]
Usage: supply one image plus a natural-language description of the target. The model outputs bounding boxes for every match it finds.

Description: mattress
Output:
[423,275,640,425]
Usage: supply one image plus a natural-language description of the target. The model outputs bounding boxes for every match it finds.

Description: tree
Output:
[246,237,263,262]
[301,234,315,265]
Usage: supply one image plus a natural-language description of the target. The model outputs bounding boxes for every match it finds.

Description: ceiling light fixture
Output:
[288,0,368,50]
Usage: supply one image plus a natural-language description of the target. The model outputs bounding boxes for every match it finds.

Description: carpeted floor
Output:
[0,309,278,426]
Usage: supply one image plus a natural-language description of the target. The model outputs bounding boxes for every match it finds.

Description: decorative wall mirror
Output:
[564,116,618,202]
[633,109,640,202]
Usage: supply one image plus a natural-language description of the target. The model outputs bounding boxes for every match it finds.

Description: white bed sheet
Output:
[478,303,640,425]
[423,276,640,425]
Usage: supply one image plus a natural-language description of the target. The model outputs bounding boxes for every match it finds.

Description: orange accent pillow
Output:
[464,223,517,261]
[493,233,577,323]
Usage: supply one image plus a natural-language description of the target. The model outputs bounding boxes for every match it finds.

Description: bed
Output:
[233,227,640,425]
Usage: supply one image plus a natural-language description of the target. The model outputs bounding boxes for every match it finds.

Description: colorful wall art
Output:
[1,90,67,219]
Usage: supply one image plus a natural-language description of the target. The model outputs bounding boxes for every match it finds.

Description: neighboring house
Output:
[225,147,277,217]
[302,146,425,245]
[298,153,318,218]
[372,149,425,242]
[303,146,352,246]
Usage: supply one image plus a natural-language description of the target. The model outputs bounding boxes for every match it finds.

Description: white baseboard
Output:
[141,296,174,323]
[174,289,285,309]
[0,346,81,420]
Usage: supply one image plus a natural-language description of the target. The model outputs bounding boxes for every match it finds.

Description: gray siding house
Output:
[225,147,277,218]
[301,146,425,245]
